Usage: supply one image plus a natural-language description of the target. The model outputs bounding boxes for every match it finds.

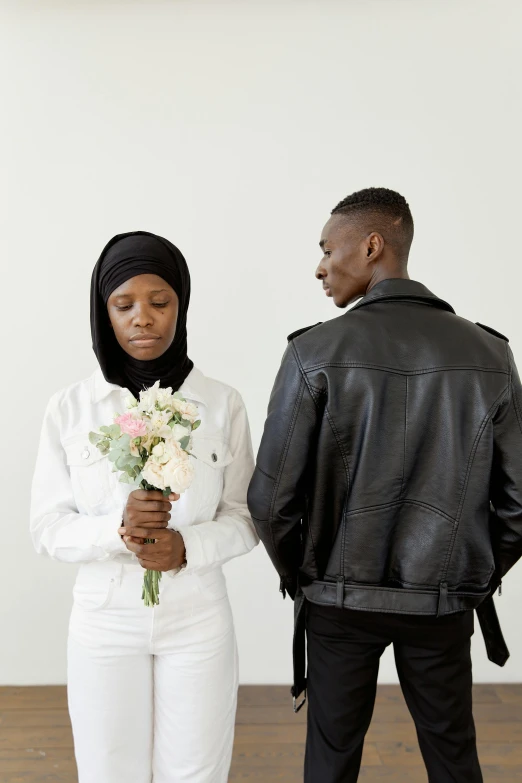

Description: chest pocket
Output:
[64,434,112,512]
[191,436,234,510]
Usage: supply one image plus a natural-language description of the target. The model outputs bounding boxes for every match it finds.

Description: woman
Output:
[30,231,259,783]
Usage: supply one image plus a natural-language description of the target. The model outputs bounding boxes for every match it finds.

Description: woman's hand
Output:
[121,489,178,532]
[118,489,185,571]
[119,527,187,572]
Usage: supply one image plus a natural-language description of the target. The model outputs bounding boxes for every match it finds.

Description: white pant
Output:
[67,562,239,783]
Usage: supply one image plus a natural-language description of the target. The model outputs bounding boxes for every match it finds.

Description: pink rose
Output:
[114,412,148,439]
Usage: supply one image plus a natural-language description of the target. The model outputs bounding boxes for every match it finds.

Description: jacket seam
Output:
[344,498,455,523]
[399,376,408,500]
[441,385,510,580]
[508,345,522,437]
[267,375,305,525]
[303,362,508,376]
[291,343,323,571]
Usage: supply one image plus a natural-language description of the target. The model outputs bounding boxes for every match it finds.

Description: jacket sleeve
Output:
[175,391,259,575]
[30,394,128,563]
[490,346,522,581]
[247,342,321,598]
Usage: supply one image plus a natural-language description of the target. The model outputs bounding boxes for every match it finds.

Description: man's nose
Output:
[315,263,326,280]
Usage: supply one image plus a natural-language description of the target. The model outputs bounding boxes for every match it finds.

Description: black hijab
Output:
[90,231,194,399]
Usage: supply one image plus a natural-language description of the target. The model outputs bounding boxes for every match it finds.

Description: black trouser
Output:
[304,602,482,783]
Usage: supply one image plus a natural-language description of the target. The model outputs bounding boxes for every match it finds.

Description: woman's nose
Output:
[132,304,153,327]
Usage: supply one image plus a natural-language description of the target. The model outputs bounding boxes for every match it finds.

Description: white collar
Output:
[91,366,208,407]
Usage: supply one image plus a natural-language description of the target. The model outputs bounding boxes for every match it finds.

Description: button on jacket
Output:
[248,280,522,623]
[31,365,259,590]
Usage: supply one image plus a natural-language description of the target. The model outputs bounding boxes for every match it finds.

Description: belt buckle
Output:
[293,690,307,713]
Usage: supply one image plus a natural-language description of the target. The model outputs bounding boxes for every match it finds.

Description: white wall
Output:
[2,0,522,685]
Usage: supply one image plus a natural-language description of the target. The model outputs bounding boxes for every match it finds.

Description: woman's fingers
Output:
[168,493,181,502]
[120,526,171,542]
[130,489,168,503]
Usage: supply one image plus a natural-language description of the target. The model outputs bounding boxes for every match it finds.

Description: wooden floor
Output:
[1,685,522,782]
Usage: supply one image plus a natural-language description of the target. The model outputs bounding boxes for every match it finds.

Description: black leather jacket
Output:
[248,280,522,623]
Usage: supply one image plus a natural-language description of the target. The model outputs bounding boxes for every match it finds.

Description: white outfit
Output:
[30,366,259,783]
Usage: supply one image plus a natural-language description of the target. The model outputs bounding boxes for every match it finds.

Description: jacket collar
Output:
[350,278,455,314]
[91,366,208,406]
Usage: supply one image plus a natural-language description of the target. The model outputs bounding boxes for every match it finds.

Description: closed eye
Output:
[116,302,170,311]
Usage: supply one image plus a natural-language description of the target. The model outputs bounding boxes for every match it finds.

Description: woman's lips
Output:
[129,334,160,347]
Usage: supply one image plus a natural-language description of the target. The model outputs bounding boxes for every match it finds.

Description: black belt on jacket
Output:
[290,587,509,712]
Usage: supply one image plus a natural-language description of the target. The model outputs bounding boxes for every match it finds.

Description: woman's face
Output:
[107,273,179,360]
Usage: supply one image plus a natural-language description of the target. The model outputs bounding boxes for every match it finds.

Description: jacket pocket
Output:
[191,435,234,509]
[64,434,111,511]
[73,561,121,612]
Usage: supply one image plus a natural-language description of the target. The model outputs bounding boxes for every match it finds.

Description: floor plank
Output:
[1,685,521,781]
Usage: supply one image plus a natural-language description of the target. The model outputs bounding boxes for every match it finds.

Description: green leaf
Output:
[99,425,111,435]
[108,450,122,463]
[192,420,201,431]
[179,435,190,451]
[119,473,133,484]
[180,418,192,428]
[118,432,131,448]
[89,431,103,445]
[116,455,131,471]
[173,392,185,400]
[163,487,172,496]
[109,424,121,439]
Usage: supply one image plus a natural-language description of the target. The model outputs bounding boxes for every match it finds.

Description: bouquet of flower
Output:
[89,381,201,606]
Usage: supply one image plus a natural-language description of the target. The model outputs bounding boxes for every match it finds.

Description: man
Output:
[247,187,522,783]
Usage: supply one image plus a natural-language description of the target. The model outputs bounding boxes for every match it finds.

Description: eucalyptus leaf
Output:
[192,420,201,431]
[180,418,192,428]
[109,424,121,439]
[89,432,103,445]
[173,392,185,400]
[99,426,111,435]
[108,450,121,463]
[119,473,133,484]
[179,435,190,451]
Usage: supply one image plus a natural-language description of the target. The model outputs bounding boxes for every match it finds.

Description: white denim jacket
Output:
[30,366,259,583]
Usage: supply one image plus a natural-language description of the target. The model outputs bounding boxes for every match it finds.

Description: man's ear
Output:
[367,232,385,259]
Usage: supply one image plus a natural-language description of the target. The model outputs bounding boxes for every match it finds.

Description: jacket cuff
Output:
[173,525,205,573]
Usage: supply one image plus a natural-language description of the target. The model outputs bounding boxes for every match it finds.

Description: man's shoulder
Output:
[475,322,509,342]
[287,322,323,342]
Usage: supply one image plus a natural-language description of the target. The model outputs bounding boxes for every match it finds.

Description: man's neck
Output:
[366,266,410,295]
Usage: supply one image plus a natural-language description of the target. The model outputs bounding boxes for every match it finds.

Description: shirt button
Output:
[81,448,90,460]
[211,452,218,463]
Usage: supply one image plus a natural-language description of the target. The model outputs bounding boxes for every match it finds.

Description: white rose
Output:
[177,401,199,423]
[164,437,188,462]
[142,459,167,491]
[151,442,170,464]
[125,394,138,409]
[171,423,190,443]
[163,458,195,494]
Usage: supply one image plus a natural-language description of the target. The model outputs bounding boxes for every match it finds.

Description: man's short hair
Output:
[331,187,414,260]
